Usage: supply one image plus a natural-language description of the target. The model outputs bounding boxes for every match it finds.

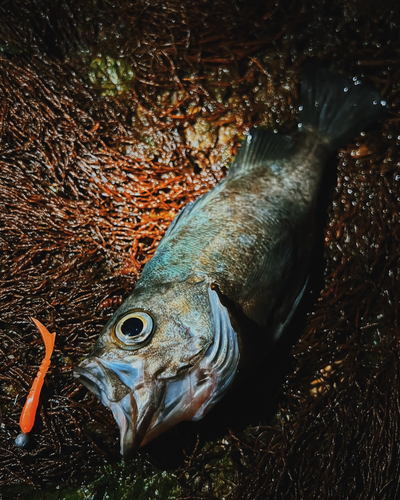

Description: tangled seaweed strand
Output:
[0,0,400,499]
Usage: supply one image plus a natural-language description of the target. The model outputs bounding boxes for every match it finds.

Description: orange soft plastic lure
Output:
[15,318,56,448]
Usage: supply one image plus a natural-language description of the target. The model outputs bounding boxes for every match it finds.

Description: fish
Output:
[74,64,386,457]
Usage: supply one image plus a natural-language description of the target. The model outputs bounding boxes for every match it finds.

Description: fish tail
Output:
[299,63,386,150]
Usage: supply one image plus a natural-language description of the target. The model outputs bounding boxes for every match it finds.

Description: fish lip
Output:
[74,356,143,401]
[74,364,103,399]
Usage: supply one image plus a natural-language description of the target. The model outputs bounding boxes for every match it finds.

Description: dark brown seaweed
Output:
[0,0,399,498]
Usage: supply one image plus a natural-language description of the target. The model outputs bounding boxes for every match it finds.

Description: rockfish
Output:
[75,64,385,457]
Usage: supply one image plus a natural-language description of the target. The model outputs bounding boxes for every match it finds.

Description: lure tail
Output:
[30,317,56,360]
[299,63,386,150]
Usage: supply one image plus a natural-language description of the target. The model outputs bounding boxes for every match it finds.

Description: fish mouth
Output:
[74,358,206,457]
[74,357,218,457]
[74,357,156,456]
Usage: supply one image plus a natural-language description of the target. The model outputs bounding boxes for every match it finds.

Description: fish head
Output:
[74,282,239,457]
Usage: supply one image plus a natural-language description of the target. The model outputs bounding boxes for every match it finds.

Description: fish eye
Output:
[115,310,154,348]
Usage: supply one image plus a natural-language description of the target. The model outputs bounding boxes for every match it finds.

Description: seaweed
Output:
[0,0,399,498]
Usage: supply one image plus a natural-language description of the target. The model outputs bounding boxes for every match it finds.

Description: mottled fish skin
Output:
[139,129,328,334]
[75,64,386,456]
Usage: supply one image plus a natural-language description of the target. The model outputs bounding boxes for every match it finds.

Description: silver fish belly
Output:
[75,64,385,456]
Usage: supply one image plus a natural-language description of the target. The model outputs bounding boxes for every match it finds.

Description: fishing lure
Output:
[15,317,56,448]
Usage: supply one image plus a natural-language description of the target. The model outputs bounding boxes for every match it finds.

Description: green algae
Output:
[88,55,135,97]
[1,461,181,500]
[76,463,181,500]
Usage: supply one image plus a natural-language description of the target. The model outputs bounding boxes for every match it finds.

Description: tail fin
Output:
[299,63,386,150]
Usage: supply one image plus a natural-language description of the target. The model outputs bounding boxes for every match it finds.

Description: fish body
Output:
[75,65,385,456]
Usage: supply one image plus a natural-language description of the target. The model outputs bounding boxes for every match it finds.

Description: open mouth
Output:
[74,358,154,456]
[74,359,201,456]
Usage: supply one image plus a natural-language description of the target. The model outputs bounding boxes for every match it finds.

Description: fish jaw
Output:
[102,384,158,455]
[74,356,158,455]
[74,357,212,456]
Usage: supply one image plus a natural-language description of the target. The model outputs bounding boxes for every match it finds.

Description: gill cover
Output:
[157,287,240,423]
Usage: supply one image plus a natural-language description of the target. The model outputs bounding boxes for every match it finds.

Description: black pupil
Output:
[121,317,144,337]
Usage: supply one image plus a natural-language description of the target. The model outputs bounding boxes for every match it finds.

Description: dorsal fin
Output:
[162,200,196,239]
[228,128,294,177]
[157,193,207,247]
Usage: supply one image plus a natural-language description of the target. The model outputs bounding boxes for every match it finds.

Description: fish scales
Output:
[75,64,386,456]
